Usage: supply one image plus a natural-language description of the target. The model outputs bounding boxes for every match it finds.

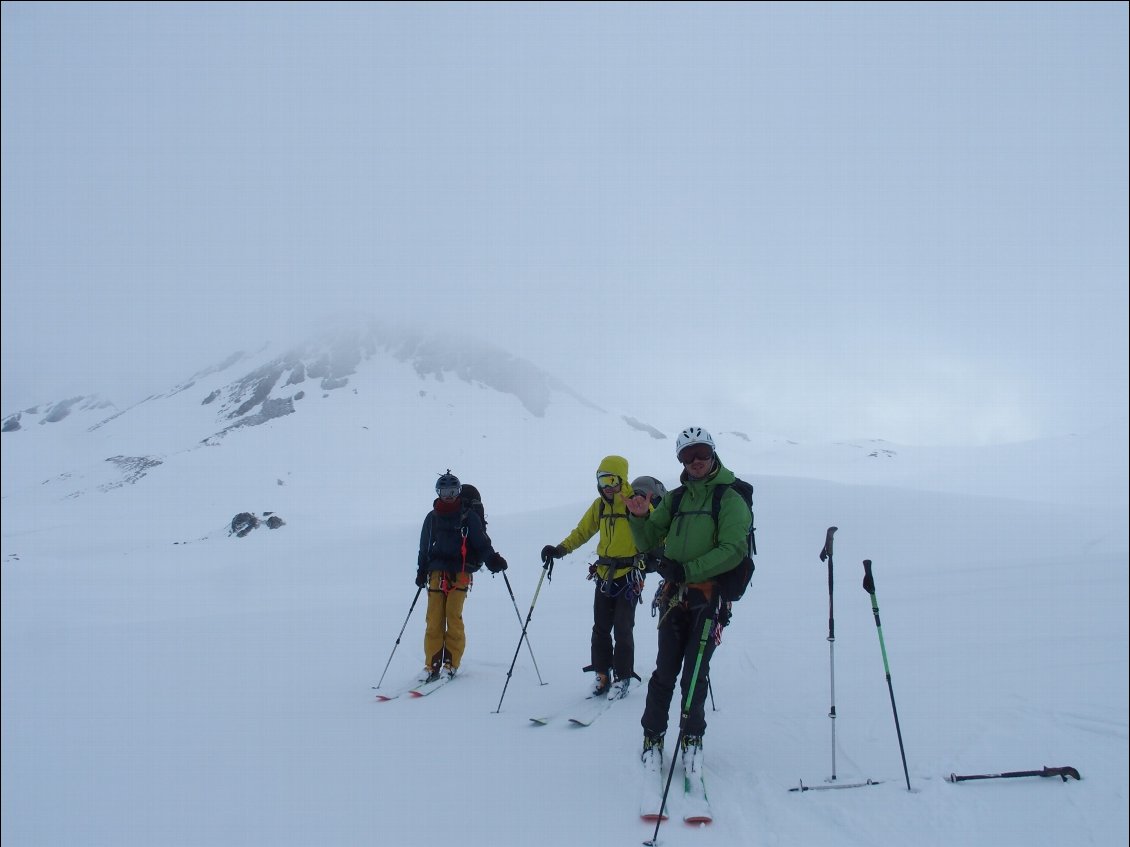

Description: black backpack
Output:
[460,484,486,528]
[457,484,489,567]
[666,478,756,602]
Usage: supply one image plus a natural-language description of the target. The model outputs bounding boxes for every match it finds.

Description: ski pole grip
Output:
[862,559,875,594]
[820,526,837,562]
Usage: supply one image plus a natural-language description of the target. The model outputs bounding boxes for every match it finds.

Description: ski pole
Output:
[502,571,546,686]
[644,600,718,847]
[375,585,423,690]
[948,765,1081,783]
[862,559,911,791]
[820,526,838,781]
[493,560,553,714]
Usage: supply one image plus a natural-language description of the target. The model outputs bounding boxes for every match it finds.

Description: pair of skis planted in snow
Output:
[639,750,713,827]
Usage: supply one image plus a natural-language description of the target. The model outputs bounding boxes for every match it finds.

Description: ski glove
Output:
[486,552,508,573]
[655,556,686,584]
[415,569,428,589]
[541,544,567,564]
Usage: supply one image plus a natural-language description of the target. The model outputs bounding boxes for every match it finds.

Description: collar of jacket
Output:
[433,498,461,515]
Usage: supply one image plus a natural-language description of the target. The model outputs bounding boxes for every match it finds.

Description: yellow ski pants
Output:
[423,570,472,669]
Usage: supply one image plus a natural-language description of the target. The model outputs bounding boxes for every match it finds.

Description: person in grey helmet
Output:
[415,471,507,684]
[624,428,751,791]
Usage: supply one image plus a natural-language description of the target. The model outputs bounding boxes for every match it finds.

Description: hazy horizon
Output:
[3,2,1127,446]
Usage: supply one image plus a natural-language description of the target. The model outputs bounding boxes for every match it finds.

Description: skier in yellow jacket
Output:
[541,455,648,698]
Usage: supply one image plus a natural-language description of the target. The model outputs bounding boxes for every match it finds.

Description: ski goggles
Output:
[436,485,462,499]
[677,444,715,465]
[596,474,622,489]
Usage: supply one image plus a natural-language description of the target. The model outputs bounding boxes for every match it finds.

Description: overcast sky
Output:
[2,2,1127,445]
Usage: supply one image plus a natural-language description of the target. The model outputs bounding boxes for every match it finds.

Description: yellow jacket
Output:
[558,455,640,580]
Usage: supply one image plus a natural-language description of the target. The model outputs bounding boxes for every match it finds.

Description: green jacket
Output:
[629,457,750,585]
[558,455,639,581]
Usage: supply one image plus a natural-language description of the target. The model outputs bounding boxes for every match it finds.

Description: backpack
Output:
[666,477,756,602]
[459,484,488,567]
[460,484,486,528]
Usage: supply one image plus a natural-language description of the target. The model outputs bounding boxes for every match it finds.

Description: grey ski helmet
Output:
[630,476,668,504]
[435,471,462,499]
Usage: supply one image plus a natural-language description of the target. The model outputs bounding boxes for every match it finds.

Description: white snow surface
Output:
[2,353,1127,847]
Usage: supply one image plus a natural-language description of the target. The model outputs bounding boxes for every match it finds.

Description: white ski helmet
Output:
[675,426,715,457]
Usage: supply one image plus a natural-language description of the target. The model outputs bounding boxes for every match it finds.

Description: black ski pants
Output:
[591,579,638,681]
[641,596,719,739]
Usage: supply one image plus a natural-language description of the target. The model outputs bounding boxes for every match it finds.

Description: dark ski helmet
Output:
[436,471,462,499]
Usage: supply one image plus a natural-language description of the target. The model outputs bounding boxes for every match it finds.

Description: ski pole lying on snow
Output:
[948,766,1081,783]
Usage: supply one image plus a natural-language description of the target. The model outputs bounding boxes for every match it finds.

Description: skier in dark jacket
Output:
[416,472,507,683]
[625,428,751,788]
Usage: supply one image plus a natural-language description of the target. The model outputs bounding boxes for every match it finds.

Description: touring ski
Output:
[373,680,419,702]
[569,697,616,726]
[530,677,639,726]
[374,670,454,701]
[570,677,639,726]
[639,743,669,822]
[681,742,713,824]
[530,692,599,725]
[410,672,455,697]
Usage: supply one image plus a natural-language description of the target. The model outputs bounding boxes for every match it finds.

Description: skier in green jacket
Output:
[624,427,751,785]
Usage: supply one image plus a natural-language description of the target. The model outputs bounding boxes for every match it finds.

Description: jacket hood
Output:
[596,454,631,498]
[596,454,629,480]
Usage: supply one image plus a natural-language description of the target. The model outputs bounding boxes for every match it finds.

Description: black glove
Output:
[415,569,428,589]
[655,556,686,583]
[642,553,663,574]
[486,552,508,573]
[541,544,567,565]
